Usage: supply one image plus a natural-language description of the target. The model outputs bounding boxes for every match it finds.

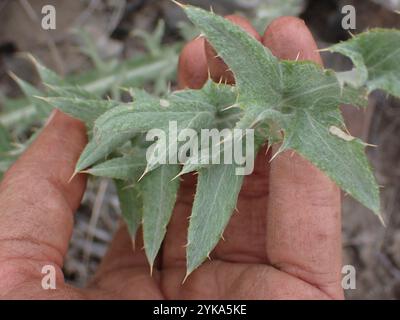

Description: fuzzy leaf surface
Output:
[141,164,180,268]
[11,74,52,117]
[184,5,380,216]
[144,81,239,174]
[44,96,117,125]
[116,180,142,240]
[329,29,400,98]
[76,89,217,172]
[187,164,243,274]
[86,153,146,181]
[184,6,281,106]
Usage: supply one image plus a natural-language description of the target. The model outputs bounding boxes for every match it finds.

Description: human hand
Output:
[0,15,343,299]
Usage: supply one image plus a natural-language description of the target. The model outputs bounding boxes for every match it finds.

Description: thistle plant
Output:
[9,5,400,277]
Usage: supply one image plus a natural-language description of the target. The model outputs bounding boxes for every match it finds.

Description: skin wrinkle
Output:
[236,266,326,299]
[0,15,343,300]
[90,268,163,298]
[0,208,69,259]
[0,237,64,268]
[0,181,74,257]
[271,261,342,300]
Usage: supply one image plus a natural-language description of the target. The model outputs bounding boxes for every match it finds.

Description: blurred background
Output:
[0,0,399,299]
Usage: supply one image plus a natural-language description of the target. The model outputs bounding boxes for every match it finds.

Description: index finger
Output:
[0,111,87,275]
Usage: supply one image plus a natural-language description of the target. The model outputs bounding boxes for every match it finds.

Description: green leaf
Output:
[184,5,381,217]
[75,28,109,72]
[144,81,238,174]
[10,73,53,117]
[115,180,143,241]
[183,5,281,105]
[0,124,12,153]
[94,96,215,138]
[42,96,117,125]
[28,54,65,86]
[141,165,180,269]
[79,91,216,173]
[6,3,396,278]
[46,84,100,100]
[173,81,238,112]
[178,128,242,175]
[276,61,380,214]
[281,109,380,214]
[1,49,179,129]
[329,29,400,98]
[85,153,146,180]
[187,164,244,275]
[0,122,15,177]
[76,131,136,173]
[0,157,15,177]
[133,19,166,57]
[39,84,118,125]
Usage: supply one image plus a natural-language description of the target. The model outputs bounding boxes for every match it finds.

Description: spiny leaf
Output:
[281,109,380,214]
[130,88,160,104]
[94,95,215,138]
[144,118,214,175]
[142,165,180,270]
[183,5,282,105]
[1,49,179,129]
[173,80,238,112]
[46,84,100,100]
[76,131,135,173]
[329,29,400,98]
[42,96,117,125]
[28,54,65,86]
[12,56,109,124]
[178,129,243,176]
[115,180,143,242]
[79,91,216,173]
[184,5,380,217]
[39,84,117,125]
[187,164,243,275]
[10,73,52,117]
[85,153,146,180]
[144,81,238,174]
[277,61,379,214]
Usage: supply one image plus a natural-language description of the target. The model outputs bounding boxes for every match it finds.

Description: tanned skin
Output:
[0,15,343,299]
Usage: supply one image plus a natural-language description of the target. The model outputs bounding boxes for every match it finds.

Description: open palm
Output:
[0,15,343,300]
